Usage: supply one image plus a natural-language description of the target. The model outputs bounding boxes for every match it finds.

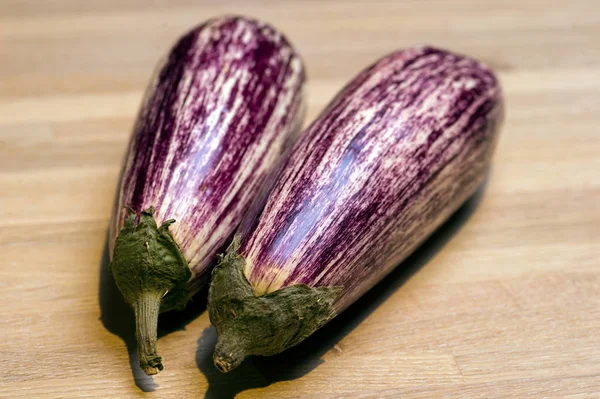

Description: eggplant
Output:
[108,16,305,375]
[208,46,504,372]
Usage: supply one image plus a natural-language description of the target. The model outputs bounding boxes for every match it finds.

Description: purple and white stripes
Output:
[237,47,504,310]
[109,16,305,288]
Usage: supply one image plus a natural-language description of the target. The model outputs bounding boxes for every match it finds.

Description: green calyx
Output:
[208,235,343,373]
[109,207,191,375]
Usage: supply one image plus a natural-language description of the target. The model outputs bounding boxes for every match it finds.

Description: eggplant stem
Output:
[133,291,164,375]
[208,235,343,373]
[213,334,247,373]
[109,207,192,374]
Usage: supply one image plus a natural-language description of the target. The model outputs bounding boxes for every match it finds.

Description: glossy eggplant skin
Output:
[108,16,305,375]
[239,46,503,310]
[110,15,305,289]
[209,46,503,372]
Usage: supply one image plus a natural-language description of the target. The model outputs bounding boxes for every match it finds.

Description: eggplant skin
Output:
[239,46,504,311]
[109,16,305,289]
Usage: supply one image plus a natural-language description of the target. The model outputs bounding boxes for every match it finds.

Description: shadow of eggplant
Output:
[195,181,488,399]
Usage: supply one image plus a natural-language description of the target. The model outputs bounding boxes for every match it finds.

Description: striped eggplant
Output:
[208,46,504,372]
[108,16,305,375]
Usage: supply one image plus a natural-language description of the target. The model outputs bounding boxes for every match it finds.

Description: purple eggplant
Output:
[108,16,305,375]
[208,46,504,372]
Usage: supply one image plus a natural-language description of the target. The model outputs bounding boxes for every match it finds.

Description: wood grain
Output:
[0,0,599,398]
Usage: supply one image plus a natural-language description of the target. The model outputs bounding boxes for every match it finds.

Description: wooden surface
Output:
[1,1,599,398]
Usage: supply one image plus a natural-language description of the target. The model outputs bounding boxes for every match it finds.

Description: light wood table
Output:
[1,1,599,398]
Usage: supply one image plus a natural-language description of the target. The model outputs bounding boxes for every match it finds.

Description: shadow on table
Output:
[195,181,488,399]
[98,238,209,392]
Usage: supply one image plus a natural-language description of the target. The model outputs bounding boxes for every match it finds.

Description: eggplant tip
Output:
[213,355,234,373]
[143,366,160,376]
